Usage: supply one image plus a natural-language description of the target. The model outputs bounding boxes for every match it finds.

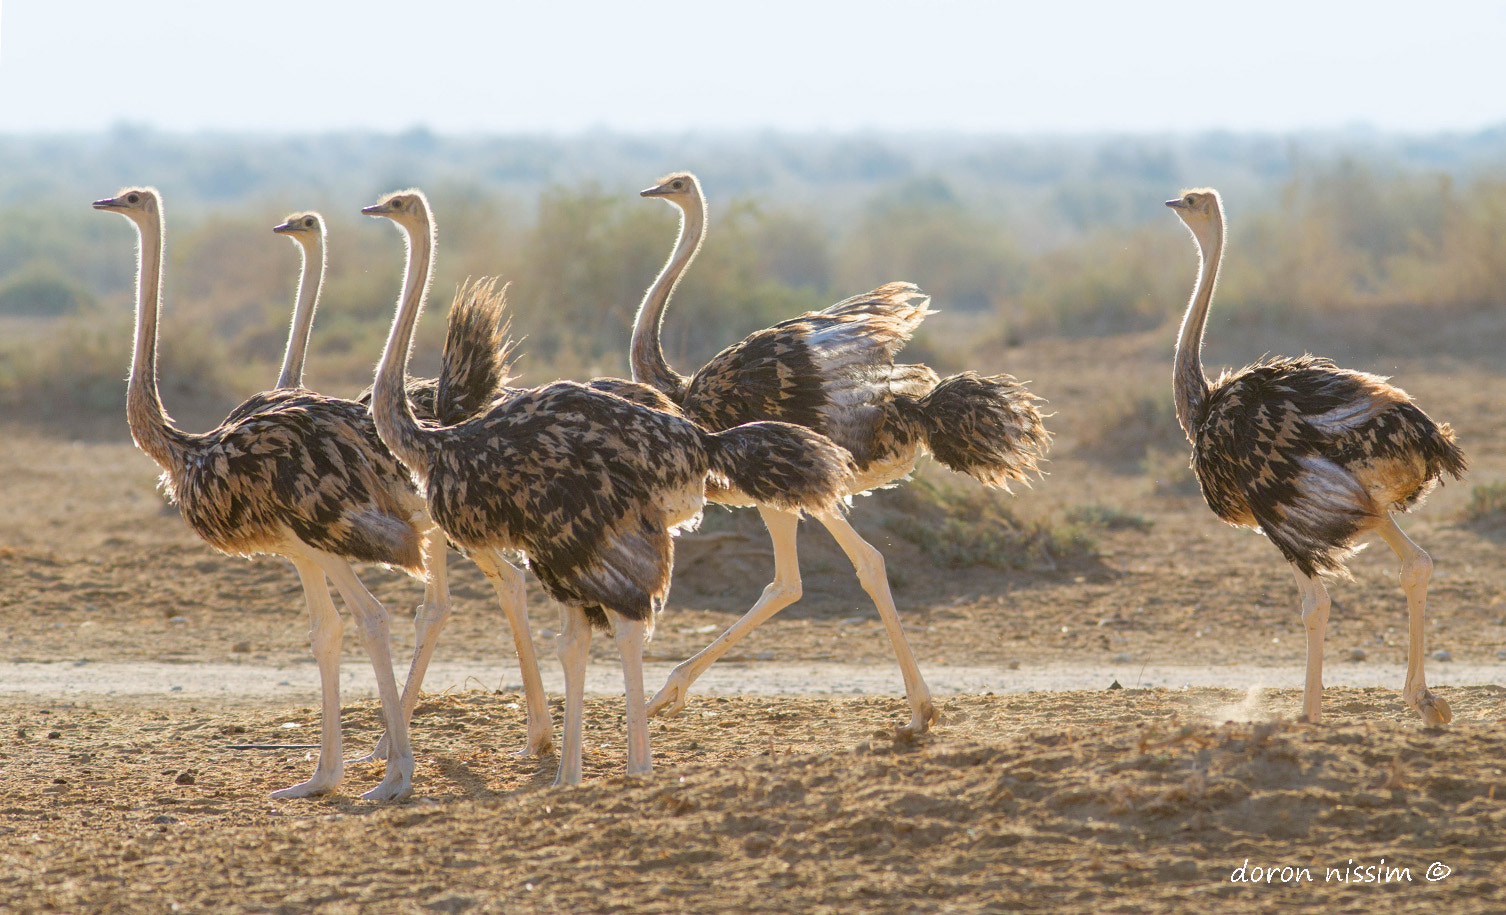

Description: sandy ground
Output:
[3,320,1506,913]
[5,690,1505,914]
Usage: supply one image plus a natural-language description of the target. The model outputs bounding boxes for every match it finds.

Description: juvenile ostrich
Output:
[1166,188,1466,724]
[363,189,855,785]
[633,172,1051,733]
[270,212,553,759]
[94,187,421,800]
[275,209,686,763]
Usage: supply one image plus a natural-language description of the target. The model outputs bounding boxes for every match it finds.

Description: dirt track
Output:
[7,658,1506,702]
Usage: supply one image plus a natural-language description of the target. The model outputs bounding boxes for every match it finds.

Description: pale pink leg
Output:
[616,616,653,777]
[1292,566,1330,724]
[359,530,451,763]
[815,510,937,734]
[319,557,414,801]
[554,606,592,787]
[648,505,802,717]
[1373,514,1451,724]
[475,548,553,755]
[271,556,346,799]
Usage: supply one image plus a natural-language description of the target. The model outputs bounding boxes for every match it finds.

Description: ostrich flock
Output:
[88,176,1465,801]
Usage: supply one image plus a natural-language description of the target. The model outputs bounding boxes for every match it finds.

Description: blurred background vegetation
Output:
[2,127,1505,424]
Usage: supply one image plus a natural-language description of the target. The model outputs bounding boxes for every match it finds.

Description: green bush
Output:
[0,263,94,317]
[17,153,1506,423]
[0,317,125,412]
[1014,227,1182,336]
[1064,503,1153,533]
[0,314,244,418]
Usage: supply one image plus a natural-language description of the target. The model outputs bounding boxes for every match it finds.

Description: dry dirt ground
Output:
[3,320,1506,913]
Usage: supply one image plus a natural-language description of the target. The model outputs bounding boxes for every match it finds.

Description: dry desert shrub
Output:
[1462,481,1506,525]
[882,475,1095,571]
[1075,388,1186,470]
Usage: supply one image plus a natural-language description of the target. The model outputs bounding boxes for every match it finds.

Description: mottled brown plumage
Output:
[1191,355,1465,576]
[632,172,1050,733]
[1168,187,1465,726]
[356,280,712,763]
[414,375,848,620]
[364,191,854,786]
[171,389,427,569]
[94,187,422,802]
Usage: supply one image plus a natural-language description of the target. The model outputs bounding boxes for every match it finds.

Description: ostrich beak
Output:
[640,184,671,198]
[1164,198,1186,209]
[361,203,390,216]
[272,220,296,234]
[92,197,122,210]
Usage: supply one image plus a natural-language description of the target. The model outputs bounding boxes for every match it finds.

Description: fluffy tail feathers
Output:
[899,372,1051,490]
[435,276,519,424]
[705,422,855,515]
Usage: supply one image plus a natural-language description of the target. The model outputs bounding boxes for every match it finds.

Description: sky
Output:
[1,1,1503,136]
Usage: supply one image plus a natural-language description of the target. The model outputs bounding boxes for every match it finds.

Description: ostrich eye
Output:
[1184,195,1195,206]
[304,217,315,228]
[671,180,684,190]
[127,193,140,204]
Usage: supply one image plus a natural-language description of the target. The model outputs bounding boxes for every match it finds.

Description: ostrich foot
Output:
[646,668,692,718]
[1410,689,1452,726]
[897,699,940,737]
[359,756,414,802]
[516,728,554,758]
[270,767,343,800]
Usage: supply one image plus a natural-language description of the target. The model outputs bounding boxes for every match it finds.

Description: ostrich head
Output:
[1165,188,1223,246]
[361,189,430,229]
[273,211,324,240]
[92,186,161,224]
[641,172,701,206]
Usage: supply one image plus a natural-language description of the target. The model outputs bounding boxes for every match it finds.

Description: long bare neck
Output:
[630,193,704,399]
[1173,213,1223,438]
[125,211,191,470]
[275,234,325,390]
[371,215,436,480]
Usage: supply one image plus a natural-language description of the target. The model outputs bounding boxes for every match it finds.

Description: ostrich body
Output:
[632,172,1050,733]
[1167,188,1466,724]
[270,212,553,760]
[363,190,854,784]
[340,220,678,760]
[94,187,422,801]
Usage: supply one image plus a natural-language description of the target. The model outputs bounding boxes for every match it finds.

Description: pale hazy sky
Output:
[1,1,1502,135]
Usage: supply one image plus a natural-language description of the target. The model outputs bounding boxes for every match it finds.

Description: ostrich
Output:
[362,189,855,784]
[269,211,554,760]
[1166,188,1466,724]
[272,208,689,764]
[93,187,423,800]
[632,172,1051,733]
